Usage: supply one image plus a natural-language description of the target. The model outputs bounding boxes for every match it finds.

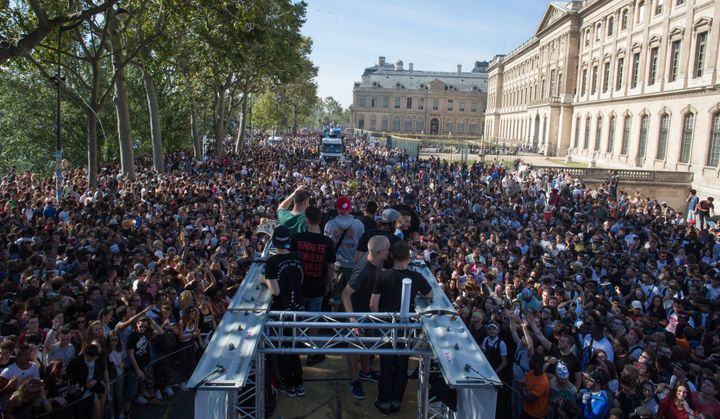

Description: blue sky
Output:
[301,0,551,108]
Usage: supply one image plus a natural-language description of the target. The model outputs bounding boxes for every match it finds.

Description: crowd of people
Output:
[0,132,718,419]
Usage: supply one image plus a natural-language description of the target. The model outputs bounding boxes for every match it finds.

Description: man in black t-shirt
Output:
[264,225,305,397]
[356,208,401,269]
[370,240,432,415]
[292,206,335,366]
[341,235,389,400]
[127,316,164,404]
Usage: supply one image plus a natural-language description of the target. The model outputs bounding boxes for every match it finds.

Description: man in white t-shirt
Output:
[0,343,41,398]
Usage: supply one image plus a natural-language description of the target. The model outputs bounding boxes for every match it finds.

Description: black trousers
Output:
[278,327,303,387]
[377,354,409,405]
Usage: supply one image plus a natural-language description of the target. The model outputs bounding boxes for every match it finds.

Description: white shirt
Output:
[0,362,40,384]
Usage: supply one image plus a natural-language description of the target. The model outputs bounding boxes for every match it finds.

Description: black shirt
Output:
[292,231,336,299]
[372,268,431,312]
[266,252,304,311]
[127,331,152,368]
[347,260,382,312]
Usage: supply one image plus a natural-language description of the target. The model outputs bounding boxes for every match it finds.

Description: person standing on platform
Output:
[292,206,335,366]
[263,225,306,398]
[326,196,365,311]
[341,235,389,400]
[277,186,312,235]
[370,240,433,415]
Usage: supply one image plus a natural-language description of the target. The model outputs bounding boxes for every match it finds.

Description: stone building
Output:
[352,57,488,136]
[485,0,720,196]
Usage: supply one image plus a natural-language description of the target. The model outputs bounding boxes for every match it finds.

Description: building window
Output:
[595,116,603,151]
[709,114,720,167]
[595,23,602,41]
[616,57,625,90]
[574,116,581,148]
[383,96,389,108]
[418,98,424,110]
[621,9,628,30]
[416,118,425,133]
[392,117,401,131]
[447,99,453,112]
[631,52,640,88]
[603,62,611,93]
[404,118,413,132]
[457,121,465,134]
[622,116,632,155]
[584,116,591,149]
[446,120,453,134]
[669,40,681,82]
[648,47,659,85]
[370,97,376,108]
[459,100,465,112]
[655,0,664,15]
[369,118,376,130]
[591,65,598,94]
[549,69,556,96]
[585,29,591,47]
[637,1,645,24]
[638,114,649,159]
[608,16,614,37]
[406,97,412,109]
[469,123,478,135]
[382,117,388,131]
[656,114,669,160]
[695,32,708,78]
[676,0,685,5]
[432,99,439,111]
[679,113,694,163]
[394,97,401,109]
[358,96,365,107]
[471,100,478,112]
[607,115,616,153]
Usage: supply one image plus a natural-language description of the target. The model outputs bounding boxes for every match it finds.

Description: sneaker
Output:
[294,385,305,397]
[154,389,163,401]
[374,400,392,416]
[350,381,365,400]
[306,354,326,366]
[141,390,150,398]
[163,386,175,397]
[179,381,188,392]
[134,396,148,405]
[278,384,296,398]
[390,404,401,414]
[369,354,376,367]
[359,370,380,383]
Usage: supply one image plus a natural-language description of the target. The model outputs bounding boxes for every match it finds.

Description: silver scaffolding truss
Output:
[189,223,501,419]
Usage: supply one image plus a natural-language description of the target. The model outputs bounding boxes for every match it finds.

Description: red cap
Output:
[335,196,352,212]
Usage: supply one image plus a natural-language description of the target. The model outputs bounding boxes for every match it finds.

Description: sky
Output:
[301,0,552,108]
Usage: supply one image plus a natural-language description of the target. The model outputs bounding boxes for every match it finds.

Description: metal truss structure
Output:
[189,222,501,419]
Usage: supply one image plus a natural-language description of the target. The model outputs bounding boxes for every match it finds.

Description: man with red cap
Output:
[324,196,365,311]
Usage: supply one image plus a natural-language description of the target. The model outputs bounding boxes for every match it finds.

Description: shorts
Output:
[304,296,324,312]
[329,266,354,307]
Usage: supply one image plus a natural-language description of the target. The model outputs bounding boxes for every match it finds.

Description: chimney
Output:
[378,56,385,67]
[408,63,414,72]
[457,64,462,74]
[396,60,404,71]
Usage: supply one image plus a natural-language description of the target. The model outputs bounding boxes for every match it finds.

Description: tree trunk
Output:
[213,86,227,159]
[87,110,99,190]
[109,18,135,179]
[186,74,201,160]
[235,94,249,153]
[292,104,299,134]
[141,66,164,173]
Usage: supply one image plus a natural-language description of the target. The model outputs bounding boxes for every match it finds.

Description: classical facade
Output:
[352,57,488,136]
[486,0,720,196]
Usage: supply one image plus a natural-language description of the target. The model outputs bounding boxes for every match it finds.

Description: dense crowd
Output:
[0,133,718,419]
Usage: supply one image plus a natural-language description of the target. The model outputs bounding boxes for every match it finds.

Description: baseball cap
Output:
[379,208,400,224]
[631,301,643,310]
[556,362,570,380]
[272,225,292,250]
[584,369,608,385]
[485,322,499,330]
[335,196,352,212]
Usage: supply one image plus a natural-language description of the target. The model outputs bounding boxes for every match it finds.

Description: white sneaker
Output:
[163,386,175,397]
[154,389,163,401]
[134,396,148,405]
[180,381,188,392]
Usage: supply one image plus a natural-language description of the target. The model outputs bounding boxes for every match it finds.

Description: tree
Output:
[0,0,120,64]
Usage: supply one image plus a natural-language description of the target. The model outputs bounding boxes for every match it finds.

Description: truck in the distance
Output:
[319,127,345,163]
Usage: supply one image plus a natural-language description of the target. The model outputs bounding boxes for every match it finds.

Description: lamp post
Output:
[54,6,129,203]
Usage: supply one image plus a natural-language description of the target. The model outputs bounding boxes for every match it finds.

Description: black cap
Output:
[272,225,292,250]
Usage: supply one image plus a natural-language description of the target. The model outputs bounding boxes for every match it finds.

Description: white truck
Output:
[319,137,344,163]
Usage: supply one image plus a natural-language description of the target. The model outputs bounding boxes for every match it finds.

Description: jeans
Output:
[511,379,524,419]
[377,354,409,407]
